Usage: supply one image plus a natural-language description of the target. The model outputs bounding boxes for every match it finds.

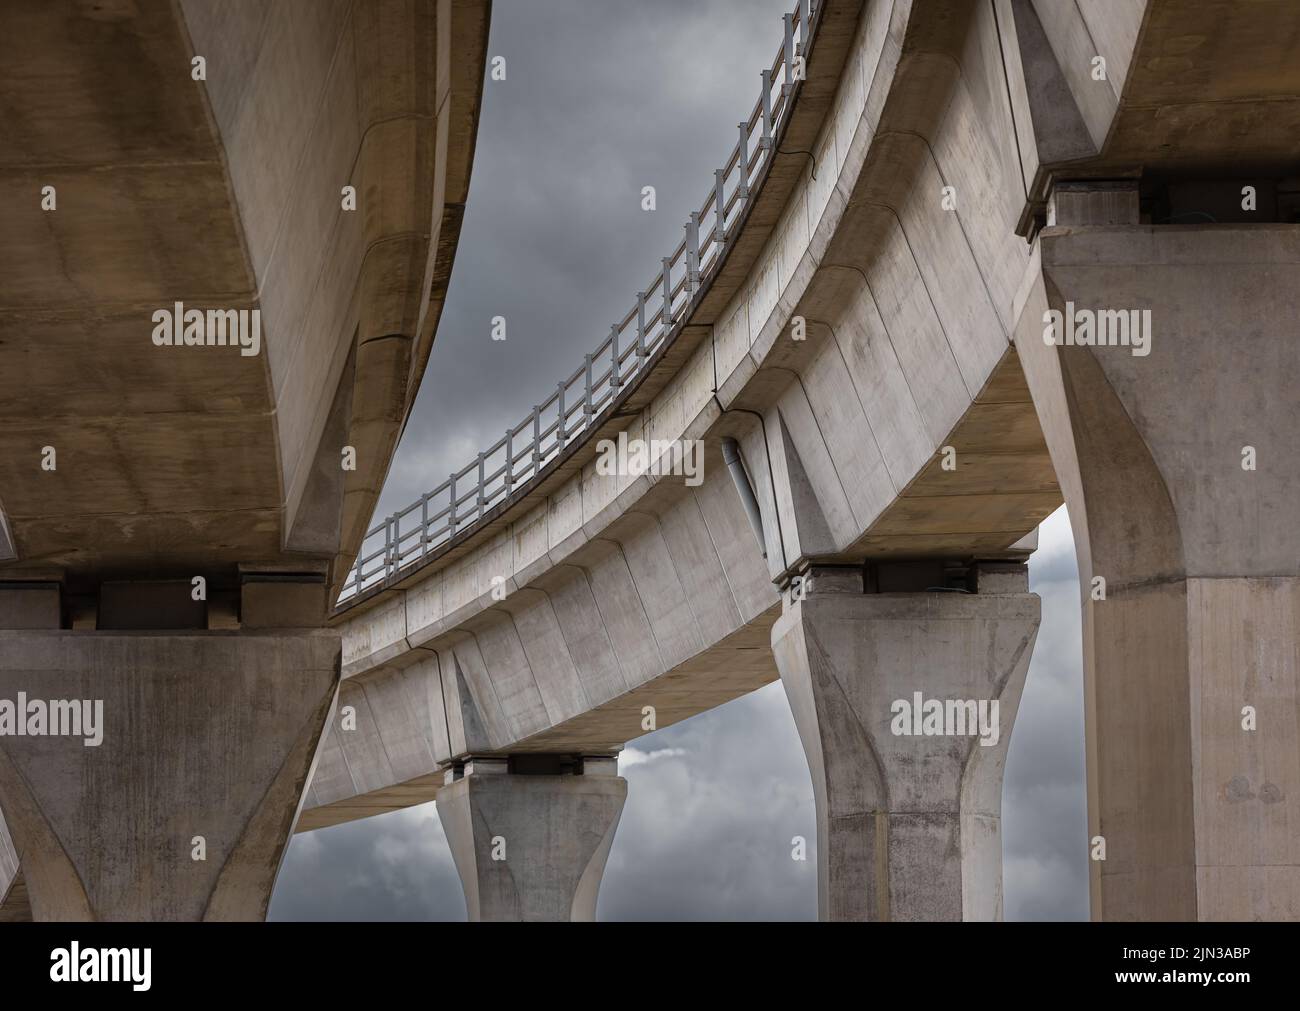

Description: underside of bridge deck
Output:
[1,0,1297,924]
[0,0,489,922]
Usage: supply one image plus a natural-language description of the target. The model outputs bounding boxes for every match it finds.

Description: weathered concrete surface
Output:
[300,460,778,829]
[438,759,626,921]
[0,0,488,596]
[0,630,339,921]
[284,0,1299,931]
[1004,0,1300,228]
[1016,221,1300,921]
[303,0,1052,829]
[772,567,1038,920]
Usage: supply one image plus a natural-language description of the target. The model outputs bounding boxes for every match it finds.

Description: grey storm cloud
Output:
[372,0,797,519]
[1005,507,1089,922]
[271,0,1091,922]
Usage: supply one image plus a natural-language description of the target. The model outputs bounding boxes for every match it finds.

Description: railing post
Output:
[687,213,701,292]
[737,124,750,201]
[800,0,810,55]
[449,474,457,535]
[504,432,514,494]
[421,493,429,558]
[783,13,795,94]
[532,405,541,475]
[714,169,727,243]
[477,452,485,517]
[760,69,774,149]
[636,292,647,359]
[384,516,394,578]
[557,381,567,446]
[583,353,593,426]
[662,257,673,330]
[610,324,622,390]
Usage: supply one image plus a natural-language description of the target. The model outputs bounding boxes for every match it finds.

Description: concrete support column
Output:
[0,629,339,920]
[437,756,627,921]
[771,565,1039,921]
[1017,209,1300,920]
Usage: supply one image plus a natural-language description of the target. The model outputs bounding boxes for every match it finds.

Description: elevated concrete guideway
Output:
[299,0,1300,922]
[303,0,1060,822]
[2,0,1298,923]
[0,0,490,921]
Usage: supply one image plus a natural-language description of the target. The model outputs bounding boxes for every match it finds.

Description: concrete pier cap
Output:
[437,754,627,922]
[772,560,1040,921]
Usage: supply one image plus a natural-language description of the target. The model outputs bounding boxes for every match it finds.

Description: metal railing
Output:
[340,0,817,602]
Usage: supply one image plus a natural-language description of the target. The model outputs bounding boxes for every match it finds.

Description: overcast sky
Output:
[270,0,1090,922]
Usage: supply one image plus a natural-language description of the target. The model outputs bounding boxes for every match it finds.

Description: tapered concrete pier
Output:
[1017,188,1300,920]
[0,628,339,921]
[772,564,1039,921]
[437,756,627,922]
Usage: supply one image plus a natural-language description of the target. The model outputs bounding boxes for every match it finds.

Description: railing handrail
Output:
[339,0,818,603]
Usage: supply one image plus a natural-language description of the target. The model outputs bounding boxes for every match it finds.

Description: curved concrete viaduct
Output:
[300,0,1300,923]
[2,0,1298,923]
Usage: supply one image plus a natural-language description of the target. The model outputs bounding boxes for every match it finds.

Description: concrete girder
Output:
[300,461,777,829]
[0,0,489,592]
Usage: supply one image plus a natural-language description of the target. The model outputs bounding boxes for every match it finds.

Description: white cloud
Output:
[619,747,686,770]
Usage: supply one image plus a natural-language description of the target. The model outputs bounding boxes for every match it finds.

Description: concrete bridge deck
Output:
[297,0,1300,922]
[2,0,1298,922]
[308,0,1295,790]
[0,0,488,601]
